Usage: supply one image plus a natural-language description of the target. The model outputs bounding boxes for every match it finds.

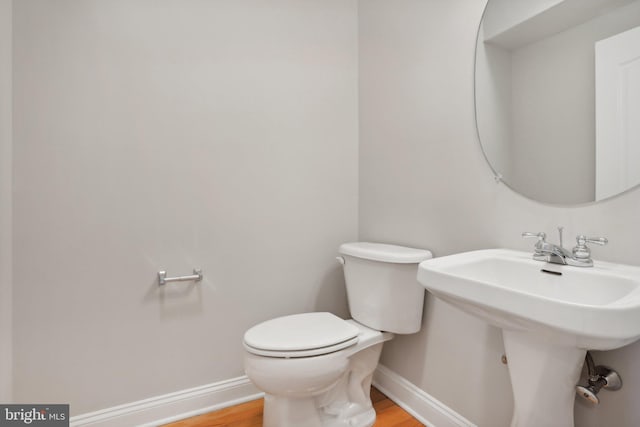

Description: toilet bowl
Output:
[245,313,393,427]
[243,242,432,427]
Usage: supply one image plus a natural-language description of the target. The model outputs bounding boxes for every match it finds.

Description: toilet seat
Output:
[243,312,360,358]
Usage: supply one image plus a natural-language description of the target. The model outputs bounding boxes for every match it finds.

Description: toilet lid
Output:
[244,312,360,358]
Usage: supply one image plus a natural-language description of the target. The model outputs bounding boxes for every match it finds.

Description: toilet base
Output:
[263,394,376,427]
[263,394,321,427]
[259,340,386,427]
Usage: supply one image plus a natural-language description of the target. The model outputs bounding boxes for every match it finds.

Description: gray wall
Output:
[359,1,640,426]
[9,1,640,425]
[0,0,12,403]
[12,0,358,414]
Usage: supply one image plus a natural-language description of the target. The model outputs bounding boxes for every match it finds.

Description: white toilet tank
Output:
[339,242,432,334]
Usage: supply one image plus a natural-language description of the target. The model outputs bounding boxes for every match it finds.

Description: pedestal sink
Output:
[417,249,640,427]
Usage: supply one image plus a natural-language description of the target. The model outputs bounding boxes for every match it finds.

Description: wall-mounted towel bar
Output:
[158,269,203,286]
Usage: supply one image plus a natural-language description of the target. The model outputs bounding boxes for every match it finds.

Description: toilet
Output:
[243,242,432,427]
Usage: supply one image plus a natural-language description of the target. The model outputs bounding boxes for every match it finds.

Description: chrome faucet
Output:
[522,229,608,267]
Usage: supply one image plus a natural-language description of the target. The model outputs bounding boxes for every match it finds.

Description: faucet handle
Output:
[522,232,547,254]
[522,232,547,241]
[579,236,608,246]
[573,235,608,261]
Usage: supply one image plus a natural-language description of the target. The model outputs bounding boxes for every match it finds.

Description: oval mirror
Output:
[475,0,640,204]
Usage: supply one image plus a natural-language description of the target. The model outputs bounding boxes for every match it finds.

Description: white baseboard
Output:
[70,365,473,427]
[373,365,477,427]
[69,376,263,427]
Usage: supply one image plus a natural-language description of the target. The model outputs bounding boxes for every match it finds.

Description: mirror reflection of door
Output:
[596,25,640,200]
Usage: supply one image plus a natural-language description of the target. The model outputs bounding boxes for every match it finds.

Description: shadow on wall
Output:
[314,265,350,319]
[575,339,640,426]
[142,276,203,319]
[380,292,432,380]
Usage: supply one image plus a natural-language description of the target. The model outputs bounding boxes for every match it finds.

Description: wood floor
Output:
[163,387,423,427]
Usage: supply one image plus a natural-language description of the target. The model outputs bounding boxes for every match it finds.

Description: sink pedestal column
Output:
[502,330,586,427]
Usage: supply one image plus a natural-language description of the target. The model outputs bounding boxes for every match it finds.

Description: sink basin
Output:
[417,249,640,427]
[417,248,640,350]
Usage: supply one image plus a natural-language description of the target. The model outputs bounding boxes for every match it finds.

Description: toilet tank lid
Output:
[339,242,432,264]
